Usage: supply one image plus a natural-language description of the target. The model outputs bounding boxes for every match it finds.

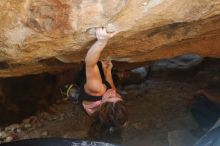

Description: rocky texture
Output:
[0,0,220,77]
[151,54,203,70]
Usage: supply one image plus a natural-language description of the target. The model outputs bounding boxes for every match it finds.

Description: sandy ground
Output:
[123,79,198,146]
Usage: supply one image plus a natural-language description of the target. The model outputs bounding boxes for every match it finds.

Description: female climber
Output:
[77,27,128,139]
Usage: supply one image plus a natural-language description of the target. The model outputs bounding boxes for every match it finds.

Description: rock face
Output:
[0,0,220,77]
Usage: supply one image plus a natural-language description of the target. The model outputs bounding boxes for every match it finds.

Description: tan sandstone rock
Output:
[0,0,220,77]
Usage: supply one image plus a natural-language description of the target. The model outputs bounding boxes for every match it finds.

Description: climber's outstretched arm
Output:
[84,28,117,94]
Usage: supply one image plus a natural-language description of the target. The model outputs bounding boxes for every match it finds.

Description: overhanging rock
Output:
[0,0,220,77]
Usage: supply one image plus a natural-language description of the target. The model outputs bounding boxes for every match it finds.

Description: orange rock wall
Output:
[0,0,220,77]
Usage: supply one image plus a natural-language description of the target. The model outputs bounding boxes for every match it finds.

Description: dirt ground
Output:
[123,79,198,146]
[0,58,220,146]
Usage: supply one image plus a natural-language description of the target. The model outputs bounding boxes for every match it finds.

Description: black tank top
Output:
[78,61,112,103]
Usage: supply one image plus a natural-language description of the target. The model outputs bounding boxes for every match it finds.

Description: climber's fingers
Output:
[95,27,118,41]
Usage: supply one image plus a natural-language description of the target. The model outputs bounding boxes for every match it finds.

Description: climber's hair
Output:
[88,100,128,140]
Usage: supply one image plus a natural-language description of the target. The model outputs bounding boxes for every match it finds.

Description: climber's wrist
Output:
[96,39,108,45]
[97,38,109,42]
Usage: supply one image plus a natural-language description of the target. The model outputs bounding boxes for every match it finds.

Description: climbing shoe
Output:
[60,84,80,103]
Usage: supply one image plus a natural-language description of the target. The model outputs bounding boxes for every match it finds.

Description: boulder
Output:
[0,0,220,77]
